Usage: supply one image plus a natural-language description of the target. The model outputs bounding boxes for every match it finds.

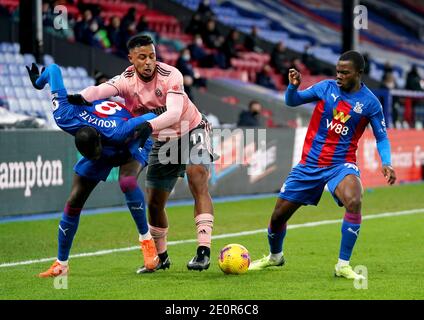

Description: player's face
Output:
[128,44,157,80]
[336,60,361,92]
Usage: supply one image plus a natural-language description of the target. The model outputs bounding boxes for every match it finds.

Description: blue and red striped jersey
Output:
[286,80,388,167]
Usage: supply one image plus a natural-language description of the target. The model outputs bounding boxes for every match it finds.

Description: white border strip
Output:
[1,208,423,268]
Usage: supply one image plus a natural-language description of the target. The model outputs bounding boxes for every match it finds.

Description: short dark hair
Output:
[339,50,365,72]
[75,126,101,159]
[127,34,154,51]
[248,100,261,109]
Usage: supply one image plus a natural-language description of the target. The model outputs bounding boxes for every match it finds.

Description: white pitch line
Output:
[1,208,423,268]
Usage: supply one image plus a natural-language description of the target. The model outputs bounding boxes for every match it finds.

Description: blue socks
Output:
[125,186,149,235]
[339,213,362,261]
[57,205,81,262]
[119,176,148,235]
[267,223,287,254]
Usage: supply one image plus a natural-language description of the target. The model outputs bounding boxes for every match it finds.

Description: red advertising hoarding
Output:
[357,129,424,187]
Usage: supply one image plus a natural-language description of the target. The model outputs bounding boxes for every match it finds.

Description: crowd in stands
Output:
[1,0,423,129]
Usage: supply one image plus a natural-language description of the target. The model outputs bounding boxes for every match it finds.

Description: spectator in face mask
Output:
[237,100,264,127]
[188,34,226,69]
[176,48,207,101]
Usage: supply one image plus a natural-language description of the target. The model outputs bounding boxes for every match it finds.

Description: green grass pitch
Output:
[0,183,423,300]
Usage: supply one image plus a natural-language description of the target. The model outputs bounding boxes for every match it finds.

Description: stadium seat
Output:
[67,67,78,78]
[6,98,21,113]
[18,98,32,115]
[13,86,25,98]
[4,86,16,98]
[0,75,9,86]
[75,67,88,77]
[10,75,23,87]
[43,54,55,66]
[24,87,38,99]
[23,53,36,65]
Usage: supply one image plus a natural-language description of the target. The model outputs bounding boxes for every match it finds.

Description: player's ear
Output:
[128,51,133,64]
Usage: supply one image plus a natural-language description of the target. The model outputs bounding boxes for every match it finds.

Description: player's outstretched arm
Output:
[79,82,119,103]
[285,68,321,106]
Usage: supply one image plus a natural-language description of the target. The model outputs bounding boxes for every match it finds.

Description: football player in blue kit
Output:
[249,51,397,280]
[26,63,160,277]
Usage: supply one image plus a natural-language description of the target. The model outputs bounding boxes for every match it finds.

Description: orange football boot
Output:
[140,239,159,270]
[39,261,69,278]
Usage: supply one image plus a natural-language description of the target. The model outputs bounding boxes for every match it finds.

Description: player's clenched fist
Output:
[288,68,301,87]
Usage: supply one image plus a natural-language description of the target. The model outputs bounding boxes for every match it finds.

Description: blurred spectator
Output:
[116,22,138,57]
[244,26,262,53]
[201,18,224,49]
[237,100,263,127]
[363,52,370,75]
[256,65,277,91]
[107,16,122,50]
[405,65,423,91]
[221,29,241,69]
[206,112,220,128]
[380,72,400,127]
[197,0,215,22]
[176,48,207,101]
[94,71,109,85]
[188,34,225,68]
[90,20,111,49]
[42,2,54,28]
[382,62,394,81]
[74,9,94,45]
[271,42,289,78]
[302,45,320,75]
[137,16,150,33]
[381,72,397,90]
[186,12,204,35]
[120,7,136,32]
[404,65,423,129]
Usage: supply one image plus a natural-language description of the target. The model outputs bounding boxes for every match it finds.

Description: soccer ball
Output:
[218,244,250,275]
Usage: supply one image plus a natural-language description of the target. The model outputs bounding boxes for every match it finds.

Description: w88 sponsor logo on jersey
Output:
[326,109,351,136]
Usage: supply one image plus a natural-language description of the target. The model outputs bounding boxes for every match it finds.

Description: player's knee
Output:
[64,202,82,217]
[119,176,138,193]
[344,195,362,212]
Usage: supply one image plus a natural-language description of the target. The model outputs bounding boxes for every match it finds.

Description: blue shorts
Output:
[279,163,361,206]
[74,139,153,182]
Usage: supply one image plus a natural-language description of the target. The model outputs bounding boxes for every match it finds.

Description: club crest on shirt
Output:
[353,102,363,114]
[155,88,163,97]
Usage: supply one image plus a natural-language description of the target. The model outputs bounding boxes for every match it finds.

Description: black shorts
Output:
[146,115,217,192]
